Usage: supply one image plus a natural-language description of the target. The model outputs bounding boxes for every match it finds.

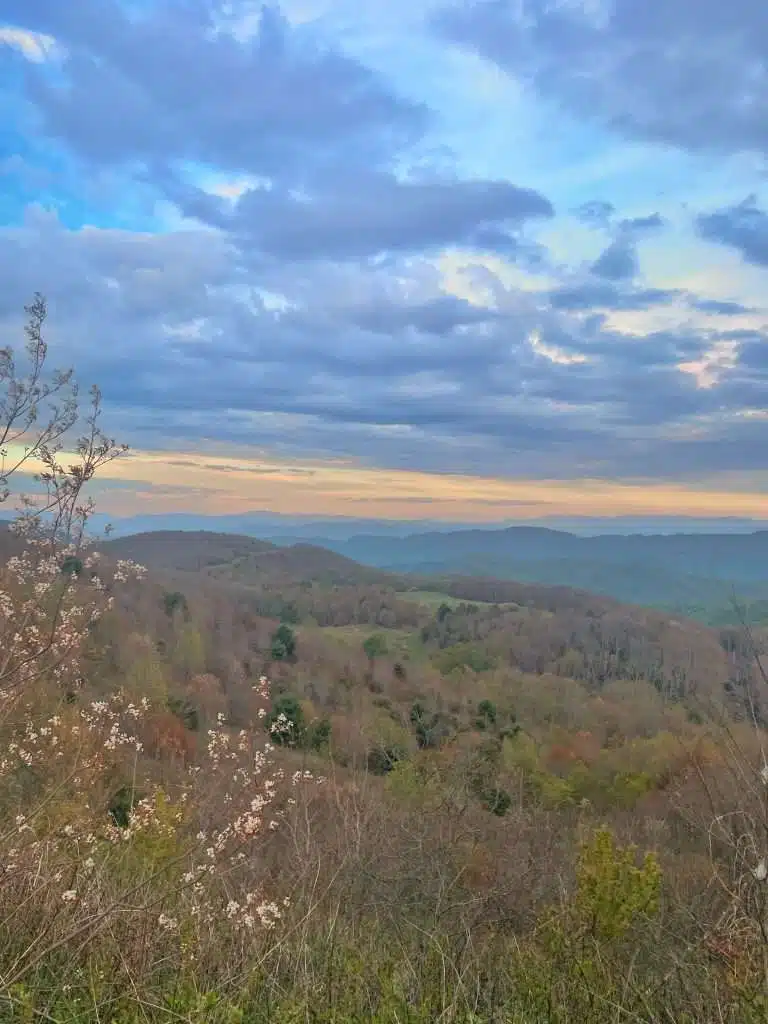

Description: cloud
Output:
[435,0,768,157]
[620,213,665,234]
[345,294,499,334]
[231,172,553,260]
[8,1,555,263]
[584,213,663,284]
[151,162,553,264]
[548,282,680,312]
[1,210,758,485]
[574,200,615,227]
[548,281,758,318]
[1,0,767,507]
[688,297,756,316]
[590,238,638,281]
[12,1,426,178]
[68,445,768,520]
[696,196,768,267]
[0,26,57,62]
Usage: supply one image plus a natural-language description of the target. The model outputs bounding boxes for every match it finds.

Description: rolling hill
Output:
[102,530,393,587]
[101,530,278,572]
[95,527,749,710]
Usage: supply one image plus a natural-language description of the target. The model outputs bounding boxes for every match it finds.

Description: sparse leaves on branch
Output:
[0,299,317,995]
[0,297,138,698]
[1,294,127,550]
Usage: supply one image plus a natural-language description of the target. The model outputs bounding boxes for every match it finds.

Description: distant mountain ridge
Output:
[8,509,763,541]
[307,526,768,617]
[330,525,768,579]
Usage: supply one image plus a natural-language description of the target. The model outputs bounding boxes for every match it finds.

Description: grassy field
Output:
[317,623,423,658]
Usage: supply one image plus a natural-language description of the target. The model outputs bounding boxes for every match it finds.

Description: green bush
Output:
[409,701,449,749]
[480,785,512,816]
[163,590,188,618]
[433,643,496,675]
[305,716,332,752]
[270,623,297,660]
[108,785,143,829]
[574,826,662,942]
[266,694,304,745]
[60,555,84,577]
[363,633,388,662]
[367,745,405,776]
[167,695,200,731]
[475,698,497,729]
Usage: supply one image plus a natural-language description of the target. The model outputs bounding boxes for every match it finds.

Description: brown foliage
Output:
[143,710,196,765]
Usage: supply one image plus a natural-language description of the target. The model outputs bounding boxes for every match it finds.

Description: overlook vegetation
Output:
[3,299,768,1022]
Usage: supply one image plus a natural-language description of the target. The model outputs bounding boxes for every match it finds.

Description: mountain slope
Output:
[205,542,393,587]
[102,531,393,586]
[102,531,278,572]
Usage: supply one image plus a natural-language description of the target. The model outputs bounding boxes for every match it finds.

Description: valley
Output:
[96,526,763,767]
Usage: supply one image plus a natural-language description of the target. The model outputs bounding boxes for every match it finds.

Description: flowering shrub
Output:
[0,298,322,1002]
[0,659,316,986]
[266,693,304,745]
[0,537,145,704]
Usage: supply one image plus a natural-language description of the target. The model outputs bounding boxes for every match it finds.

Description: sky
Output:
[1,0,768,523]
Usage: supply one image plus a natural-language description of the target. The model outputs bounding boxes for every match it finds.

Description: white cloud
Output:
[0,25,58,63]
[679,340,739,389]
[529,330,589,366]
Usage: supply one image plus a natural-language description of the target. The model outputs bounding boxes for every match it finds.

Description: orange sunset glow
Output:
[65,448,768,521]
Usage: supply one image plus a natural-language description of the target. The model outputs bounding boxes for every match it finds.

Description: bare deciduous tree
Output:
[1,293,128,550]
[0,296,133,697]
